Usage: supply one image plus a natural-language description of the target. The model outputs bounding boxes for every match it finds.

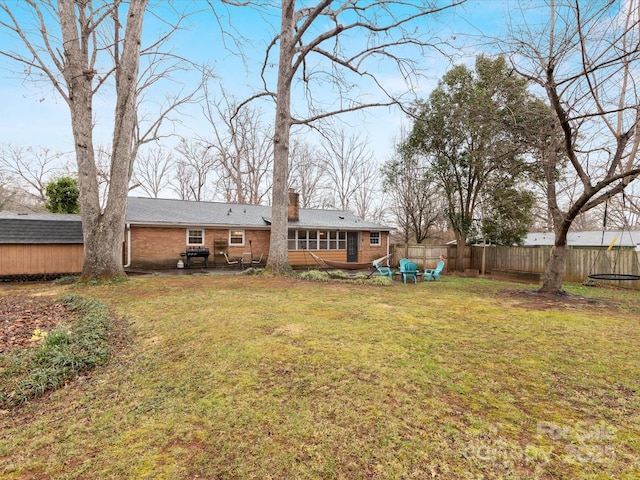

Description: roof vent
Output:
[339,215,345,220]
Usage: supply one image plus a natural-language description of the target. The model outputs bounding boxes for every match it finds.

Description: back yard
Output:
[1,275,639,479]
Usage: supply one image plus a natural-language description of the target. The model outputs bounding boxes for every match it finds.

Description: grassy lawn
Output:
[1,274,639,479]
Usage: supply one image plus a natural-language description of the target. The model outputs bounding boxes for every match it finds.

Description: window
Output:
[370,231,381,246]
[287,229,348,250]
[338,231,346,250]
[288,230,296,250]
[318,231,328,250]
[229,230,245,246]
[308,230,318,250]
[329,231,341,249]
[297,230,308,250]
[187,229,204,246]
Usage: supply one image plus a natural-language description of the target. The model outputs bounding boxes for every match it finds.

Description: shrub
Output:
[299,269,394,286]
[361,276,394,286]
[327,269,351,279]
[299,270,332,282]
[0,294,113,408]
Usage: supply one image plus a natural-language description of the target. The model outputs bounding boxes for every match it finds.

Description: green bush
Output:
[299,270,332,282]
[327,269,350,279]
[299,269,394,286]
[41,330,71,348]
[0,294,113,408]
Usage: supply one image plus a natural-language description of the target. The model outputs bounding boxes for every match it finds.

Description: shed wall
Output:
[0,244,84,276]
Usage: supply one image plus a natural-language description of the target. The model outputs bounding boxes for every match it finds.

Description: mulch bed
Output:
[0,295,70,354]
[501,288,610,310]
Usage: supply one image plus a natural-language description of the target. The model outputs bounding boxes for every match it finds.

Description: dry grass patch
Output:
[0,276,638,479]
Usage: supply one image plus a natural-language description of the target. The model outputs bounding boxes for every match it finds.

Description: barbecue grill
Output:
[180,248,210,267]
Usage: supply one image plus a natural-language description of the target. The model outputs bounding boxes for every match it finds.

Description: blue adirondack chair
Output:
[424,260,445,281]
[399,258,418,284]
[373,254,393,279]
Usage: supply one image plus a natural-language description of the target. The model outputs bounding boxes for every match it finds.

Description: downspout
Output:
[123,223,132,268]
[387,231,391,264]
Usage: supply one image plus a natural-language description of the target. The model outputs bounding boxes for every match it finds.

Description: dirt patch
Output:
[0,295,72,353]
[501,289,610,311]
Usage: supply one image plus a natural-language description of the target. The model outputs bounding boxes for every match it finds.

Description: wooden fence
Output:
[391,244,449,270]
[392,244,640,289]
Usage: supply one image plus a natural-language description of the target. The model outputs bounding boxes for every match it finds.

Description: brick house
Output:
[125,191,392,270]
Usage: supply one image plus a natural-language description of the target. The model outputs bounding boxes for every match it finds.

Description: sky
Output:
[0,0,512,189]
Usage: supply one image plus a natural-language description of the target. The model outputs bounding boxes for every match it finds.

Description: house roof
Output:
[524,230,640,248]
[0,211,83,244]
[126,196,391,231]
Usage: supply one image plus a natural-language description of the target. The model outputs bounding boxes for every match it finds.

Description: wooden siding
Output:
[0,244,83,276]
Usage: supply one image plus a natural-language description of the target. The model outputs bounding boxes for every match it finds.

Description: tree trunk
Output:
[538,222,569,294]
[58,0,105,280]
[58,0,148,282]
[539,242,567,294]
[455,231,467,272]
[87,0,147,282]
[265,1,294,275]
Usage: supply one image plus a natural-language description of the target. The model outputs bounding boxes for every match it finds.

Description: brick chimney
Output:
[288,188,299,222]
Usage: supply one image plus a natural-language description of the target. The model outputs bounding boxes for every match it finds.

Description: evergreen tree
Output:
[404,56,544,268]
[45,176,80,214]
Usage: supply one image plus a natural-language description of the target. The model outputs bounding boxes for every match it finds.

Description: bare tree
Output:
[172,138,216,202]
[353,166,387,223]
[0,0,197,281]
[171,161,194,202]
[320,129,377,213]
[504,0,640,293]
[317,128,386,221]
[288,138,326,209]
[132,37,202,163]
[382,150,442,244]
[201,83,273,204]
[221,1,463,274]
[0,172,16,211]
[241,122,273,204]
[621,185,640,228]
[132,146,174,198]
[0,144,69,208]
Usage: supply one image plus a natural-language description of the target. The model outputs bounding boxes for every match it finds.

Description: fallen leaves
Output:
[0,295,69,353]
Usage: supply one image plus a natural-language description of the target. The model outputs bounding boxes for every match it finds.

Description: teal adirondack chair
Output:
[374,262,393,279]
[373,254,393,279]
[424,260,445,281]
[399,258,418,284]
